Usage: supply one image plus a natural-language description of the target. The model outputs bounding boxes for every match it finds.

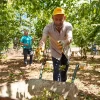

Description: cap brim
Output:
[53,13,64,16]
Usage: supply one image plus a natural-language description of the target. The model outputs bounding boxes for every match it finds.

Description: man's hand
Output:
[39,40,45,51]
[24,44,28,46]
[57,40,63,51]
[20,42,28,46]
[64,39,72,47]
[39,40,44,47]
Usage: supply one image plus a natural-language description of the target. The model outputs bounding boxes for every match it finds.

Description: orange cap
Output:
[53,7,65,16]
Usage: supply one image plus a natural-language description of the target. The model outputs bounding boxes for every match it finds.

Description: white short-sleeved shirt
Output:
[43,21,73,59]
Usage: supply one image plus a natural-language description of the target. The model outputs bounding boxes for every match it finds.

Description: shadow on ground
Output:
[0,56,100,100]
[0,58,40,84]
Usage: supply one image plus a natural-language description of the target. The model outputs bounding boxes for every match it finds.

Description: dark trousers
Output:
[52,53,69,82]
[23,48,33,65]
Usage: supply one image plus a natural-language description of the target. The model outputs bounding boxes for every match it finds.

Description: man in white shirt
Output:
[39,7,73,82]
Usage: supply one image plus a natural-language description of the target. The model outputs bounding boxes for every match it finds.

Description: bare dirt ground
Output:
[0,49,100,100]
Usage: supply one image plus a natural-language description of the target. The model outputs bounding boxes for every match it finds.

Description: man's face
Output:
[52,14,66,29]
[24,30,28,36]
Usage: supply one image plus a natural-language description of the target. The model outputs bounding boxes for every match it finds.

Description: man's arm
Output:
[64,30,72,46]
[39,25,49,47]
[63,23,73,47]
[39,35,47,47]
[20,42,28,46]
[20,37,28,46]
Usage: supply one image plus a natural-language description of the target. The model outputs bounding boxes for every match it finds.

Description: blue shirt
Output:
[20,35,33,49]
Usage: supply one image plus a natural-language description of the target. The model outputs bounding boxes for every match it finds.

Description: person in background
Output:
[39,7,73,82]
[13,37,19,49]
[92,44,97,55]
[20,29,34,66]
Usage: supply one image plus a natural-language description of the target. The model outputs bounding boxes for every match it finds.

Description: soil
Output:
[0,49,100,100]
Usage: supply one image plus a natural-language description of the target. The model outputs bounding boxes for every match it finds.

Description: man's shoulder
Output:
[44,22,53,28]
[28,35,32,37]
[64,21,73,30]
[21,35,24,39]
[20,36,25,42]
[64,21,72,27]
[28,36,33,39]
